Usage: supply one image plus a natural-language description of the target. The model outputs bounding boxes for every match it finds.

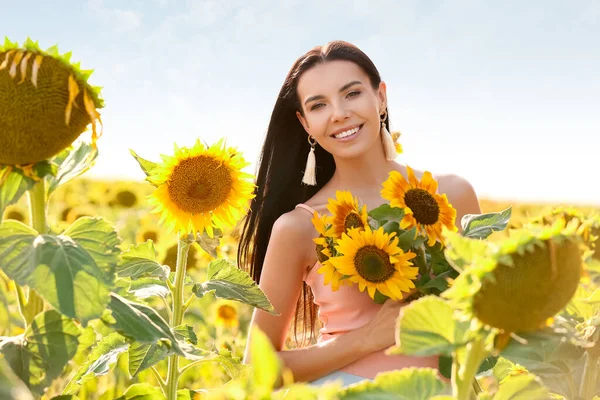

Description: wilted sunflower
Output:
[0,38,103,166]
[329,227,418,301]
[311,211,348,291]
[381,166,456,246]
[325,191,369,239]
[443,218,584,333]
[147,139,255,237]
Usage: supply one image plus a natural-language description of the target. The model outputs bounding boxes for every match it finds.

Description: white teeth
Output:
[333,126,360,139]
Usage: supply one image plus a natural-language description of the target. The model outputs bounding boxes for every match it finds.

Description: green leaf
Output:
[107,293,185,355]
[0,310,80,394]
[0,168,34,218]
[0,220,112,325]
[462,207,512,239]
[427,241,453,275]
[338,367,448,400]
[128,341,170,378]
[115,383,167,400]
[46,142,98,196]
[128,278,169,299]
[51,396,80,400]
[492,374,549,400]
[174,324,198,345]
[62,216,121,283]
[388,296,469,356]
[129,149,160,185]
[63,332,130,395]
[443,229,492,272]
[368,204,405,225]
[117,241,169,281]
[396,227,425,251]
[0,357,34,400]
[0,284,9,335]
[195,228,222,258]
[192,259,276,315]
[177,389,206,400]
[250,326,281,393]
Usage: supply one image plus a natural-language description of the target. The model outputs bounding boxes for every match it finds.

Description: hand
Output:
[356,299,406,354]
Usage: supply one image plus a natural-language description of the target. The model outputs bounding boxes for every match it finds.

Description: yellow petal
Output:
[65,75,80,126]
[18,53,32,84]
[0,50,16,71]
[31,55,43,87]
[9,51,24,79]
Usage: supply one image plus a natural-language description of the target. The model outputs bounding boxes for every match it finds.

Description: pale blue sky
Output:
[3,0,599,204]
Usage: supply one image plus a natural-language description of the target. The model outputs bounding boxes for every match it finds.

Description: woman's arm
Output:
[242,210,376,384]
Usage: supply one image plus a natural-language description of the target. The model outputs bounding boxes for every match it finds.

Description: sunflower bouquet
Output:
[312,166,510,303]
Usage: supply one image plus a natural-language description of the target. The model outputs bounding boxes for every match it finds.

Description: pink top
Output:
[295,203,439,379]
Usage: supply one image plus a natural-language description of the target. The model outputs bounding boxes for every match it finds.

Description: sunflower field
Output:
[2,37,600,400]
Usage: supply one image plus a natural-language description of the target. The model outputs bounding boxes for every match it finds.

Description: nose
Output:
[330,102,351,123]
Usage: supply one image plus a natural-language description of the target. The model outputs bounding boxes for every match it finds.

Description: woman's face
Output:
[296,60,387,160]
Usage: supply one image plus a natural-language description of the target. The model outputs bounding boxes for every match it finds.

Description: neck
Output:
[329,146,399,195]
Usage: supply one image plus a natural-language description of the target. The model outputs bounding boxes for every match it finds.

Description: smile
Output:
[331,124,363,140]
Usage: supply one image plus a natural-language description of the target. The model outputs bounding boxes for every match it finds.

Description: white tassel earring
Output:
[302,135,317,186]
[380,109,397,160]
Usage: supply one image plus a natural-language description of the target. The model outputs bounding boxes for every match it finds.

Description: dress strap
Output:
[295,203,317,216]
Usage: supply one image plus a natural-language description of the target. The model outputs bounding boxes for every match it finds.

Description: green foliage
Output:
[492,374,549,400]
[193,259,277,315]
[47,142,98,197]
[63,332,130,395]
[115,383,167,400]
[0,219,117,325]
[461,207,512,239]
[338,368,449,400]
[117,240,170,281]
[388,296,470,356]
[129,149,160,186]
[0,168,34,218]
[0,310,81,394]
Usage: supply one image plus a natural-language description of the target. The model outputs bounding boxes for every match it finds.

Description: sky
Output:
[2,0,599,205]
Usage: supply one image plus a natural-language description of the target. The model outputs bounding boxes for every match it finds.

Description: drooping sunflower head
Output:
[444,218,584,333]
[381,166,457,246]
[148,139,256,237]
[329,226,418,301]
[0,38,103,166]
[325,191,369,239]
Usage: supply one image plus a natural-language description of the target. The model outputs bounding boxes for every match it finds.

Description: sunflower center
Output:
[142,231,158,243]
[354,245,395,283]
[167,155,233,213]
[344,212,365,231]
[218,305,237,320]
[404,188,440,225]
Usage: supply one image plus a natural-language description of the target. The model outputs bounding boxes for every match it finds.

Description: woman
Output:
[237,40,481,387]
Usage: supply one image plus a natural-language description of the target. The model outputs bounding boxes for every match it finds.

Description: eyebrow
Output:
[303,80,363,106]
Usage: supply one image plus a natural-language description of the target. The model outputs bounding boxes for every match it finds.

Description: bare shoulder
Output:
[436,172,482,230]
[270,207,319,264]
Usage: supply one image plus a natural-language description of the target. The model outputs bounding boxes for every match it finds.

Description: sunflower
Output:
[3,204,28,223]
[111,185,139,208]
[147,139,256,237]
[311,211,348,291]
[214,301,239,329]
[443,218,584,333]
[136,224,161,245]
[0,38,103,166]
[325,191,369,239]
[381,166,456,246]
[162,242,201,271]
[391,130,403,155]
[329,227,418,301]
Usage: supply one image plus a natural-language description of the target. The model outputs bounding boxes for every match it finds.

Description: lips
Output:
[331,124,364,140]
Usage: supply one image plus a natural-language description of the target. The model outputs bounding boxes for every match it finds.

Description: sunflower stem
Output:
[579,351,599,400]
[453,336,489,400]
[182,293,195,314]
[22,180,48,325]
[165,237,190,400]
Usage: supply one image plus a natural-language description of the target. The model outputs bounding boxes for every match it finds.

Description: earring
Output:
[302,135,317,186]
[380,109,397,160]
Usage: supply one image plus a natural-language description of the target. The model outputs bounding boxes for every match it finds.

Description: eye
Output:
[347,91,361,98]
[310,103,325,111]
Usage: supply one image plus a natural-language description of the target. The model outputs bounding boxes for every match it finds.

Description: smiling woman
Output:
[237,40,481,387]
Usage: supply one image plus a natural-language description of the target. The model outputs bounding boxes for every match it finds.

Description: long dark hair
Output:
[237,40,389,345]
